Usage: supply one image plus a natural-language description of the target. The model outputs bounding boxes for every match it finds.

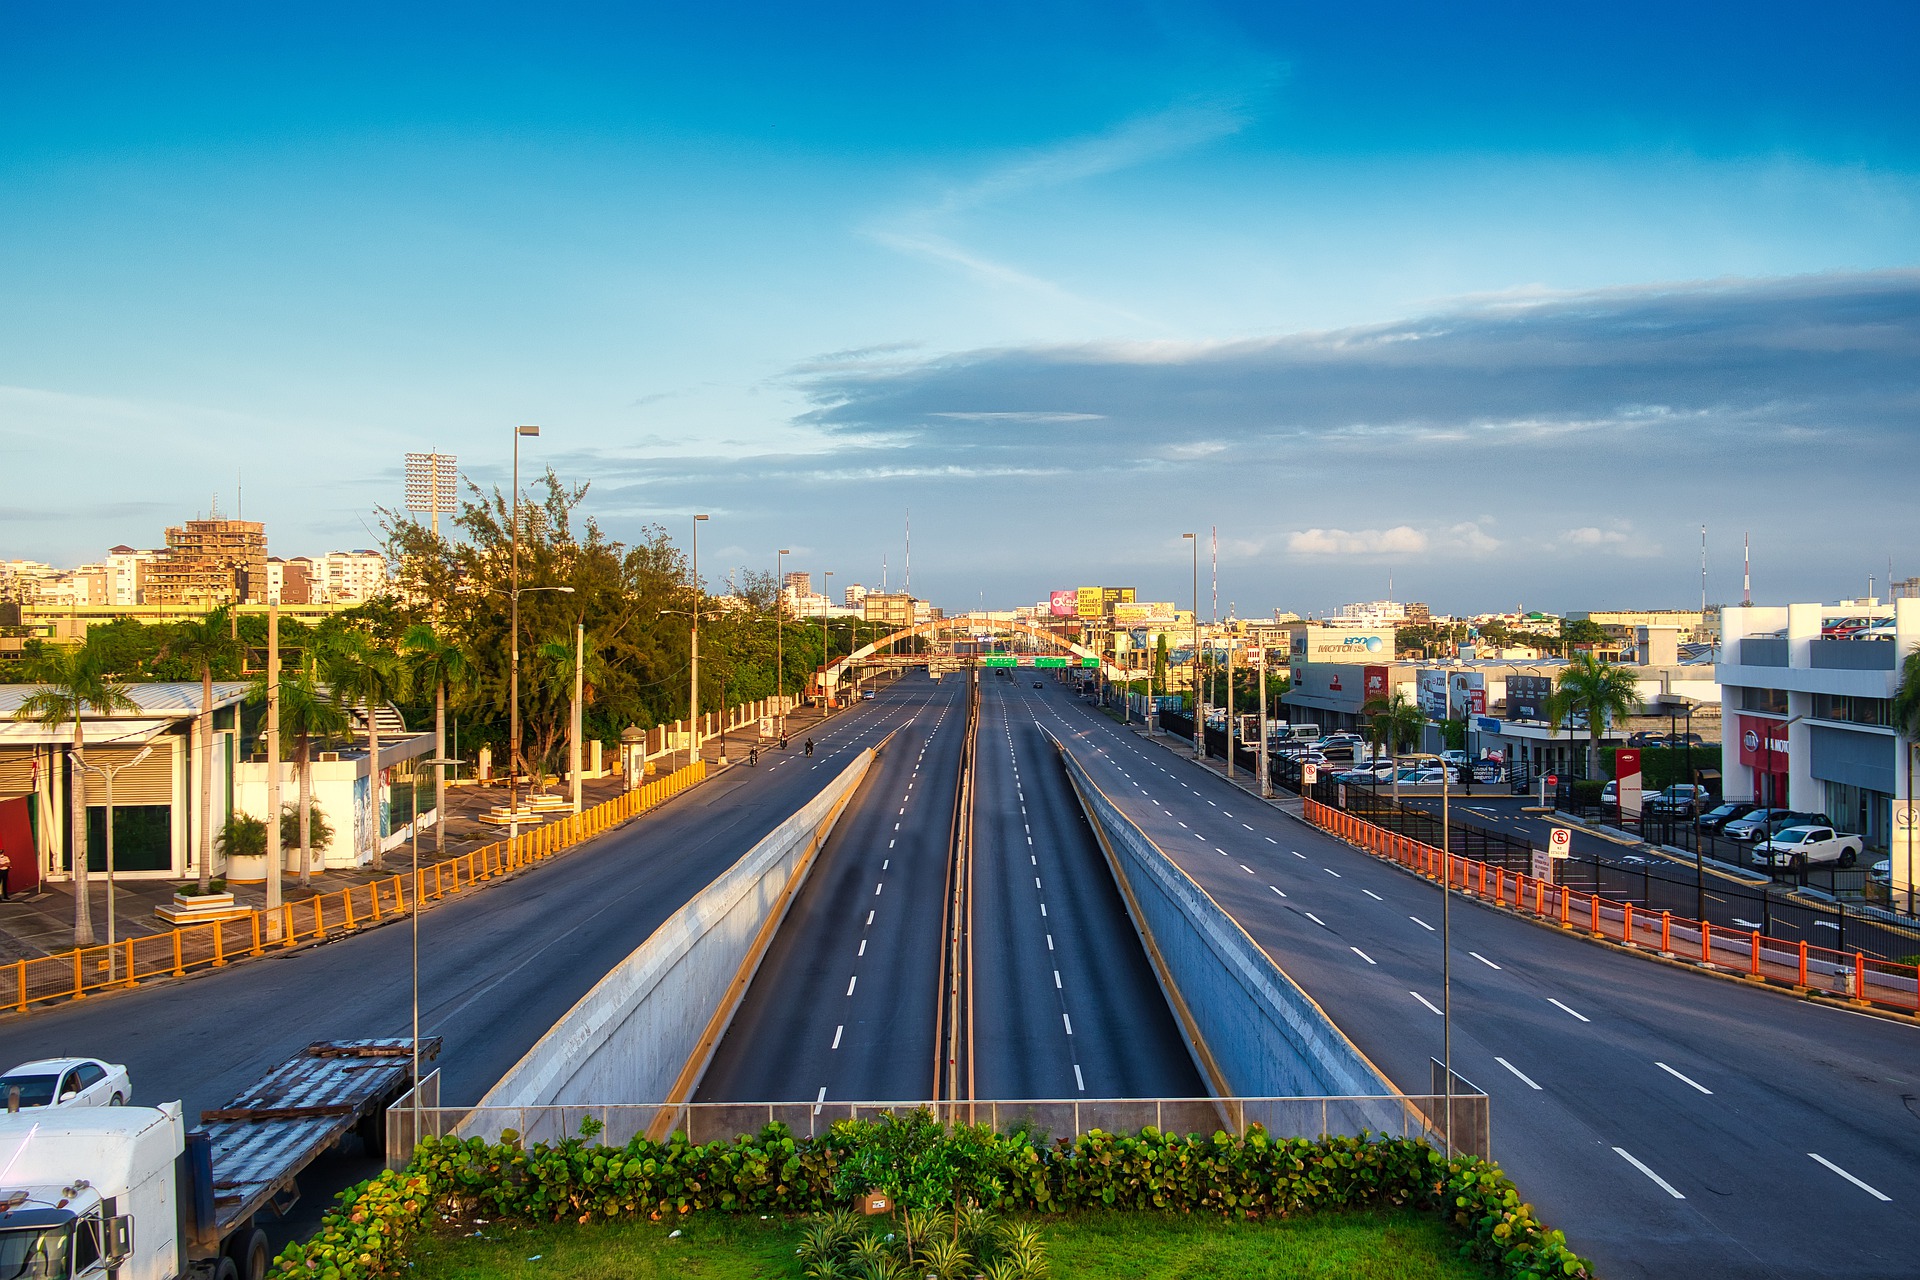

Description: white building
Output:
[1716,601,1916,878]
[844,583,868,608]
[104,546,162,606]
[310,551,390,603]
[1337,600,1408,627]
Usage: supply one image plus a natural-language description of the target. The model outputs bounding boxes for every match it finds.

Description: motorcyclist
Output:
[748,746,759,766]
[804,738,814,757]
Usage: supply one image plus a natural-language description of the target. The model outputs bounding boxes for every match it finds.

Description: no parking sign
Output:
[1549,826,1573,858]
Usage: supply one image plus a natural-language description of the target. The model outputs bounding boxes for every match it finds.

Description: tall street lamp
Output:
[77,742,154,982]
[821,570,834,708]
[510,424,539,829]
[1184,533,1201,760]
[776,549,791,737]
[689,514,709,769]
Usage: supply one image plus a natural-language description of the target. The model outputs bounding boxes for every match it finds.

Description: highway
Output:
[697,674,967,1102]
[697,672,1203,1103]
[971,676,1203,1099]
[1024,676,1919,1280]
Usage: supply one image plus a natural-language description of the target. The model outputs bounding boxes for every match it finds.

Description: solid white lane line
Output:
[1351,947,1376,965]
[832,1025,843,1050]
[1074,1064,1085,1092]
[1549,998,1591,1023]
[1613,1148,1685,1199]
[1656,1062,1712,1095]
[1410,915,1435,931]
[1269,885,1287,897]
[846,976,858,996]
[1063,1013,1074,1035]
[1495,1057,1541,1089]
[1411,991,1444,1015]
[1469,951,1501,970]
[1808,1153,1891,1201]
[1363,889,1384,901]
[1305,912,1327,927]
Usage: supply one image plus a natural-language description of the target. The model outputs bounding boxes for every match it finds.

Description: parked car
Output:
[1645,784,1713,816]
[1696,801,1759,834]
[1439,750,1468,766]
[1625,731,1670,749]
[1722,808,1826,843]
[1336,763,1396,783]
[1820,616,1874,638]
[1395,766,1449,785]
[0,1057,131,1109]
[1601,779,1618,805]
[1840,621,1896,641]
[1754,825,1864,869]
[1869,858,1891,889]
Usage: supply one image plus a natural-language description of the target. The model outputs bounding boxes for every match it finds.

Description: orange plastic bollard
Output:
[1589,895,1601,937]
[1702,921,1712,964]
[212,921,226,968]
[1661,911,1672,954]
[72,950,85,999]
[249,912,264,957]
[1854,952,1867,1002]
[172,930,185,977]
[1622,901,1635,946]
[1751,931,1762,977]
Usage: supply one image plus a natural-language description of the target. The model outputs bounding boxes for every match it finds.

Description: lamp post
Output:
[570,620,584,812]
[77,743,154,982]
[821,570,833,710]
[510,425,539,835]
[689,514,709,769]
[1440,761,1454,1158]
[776,549,790,737]
[1257,645,1272,798]
[411,756,462,1157]
[1184,533,1200,759]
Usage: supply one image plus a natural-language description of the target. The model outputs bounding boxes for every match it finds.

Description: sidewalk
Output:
[0,697,857,961]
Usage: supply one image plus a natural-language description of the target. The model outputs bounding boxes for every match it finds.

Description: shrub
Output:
[281,800,334,853]
[217,814,267,860]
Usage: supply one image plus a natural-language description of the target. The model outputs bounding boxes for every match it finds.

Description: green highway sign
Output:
[1081,658,1100,667]
[1034,656,1068,668]
[982,656,1017,666]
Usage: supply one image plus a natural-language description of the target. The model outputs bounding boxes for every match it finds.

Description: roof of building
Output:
[0,681,253,719]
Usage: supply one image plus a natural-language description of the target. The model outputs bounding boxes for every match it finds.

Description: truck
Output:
[0,1038,437,1280]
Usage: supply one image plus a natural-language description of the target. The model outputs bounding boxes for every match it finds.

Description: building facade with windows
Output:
[1716,601,1916,881]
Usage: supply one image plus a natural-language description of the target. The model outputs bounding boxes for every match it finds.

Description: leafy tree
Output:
[160,608,244,894]
[1561,618,1611,648]
[1546,652,1642,778]
[323,629,408,870]
[1363,690,1426,803]
[258,654,348,885]
[11,639,138,944]
[402,624,474,851]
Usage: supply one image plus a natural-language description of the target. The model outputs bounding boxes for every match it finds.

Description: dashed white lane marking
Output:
[1410,915,1435,931]
[881,859,889,870]
[1243,823,1254,830]
[1062,1013,1074,1035]
[1324,868,1342,878]
[1053,970,1062,988]
[1351,947,1376,965]
[1240,864,1256,875]
[815,1086,827,1112]
[1040,904,1047,917]
[1178,821,1189,828]
[1035,877,1043,888]
[831,1025,843,1050]
[1495,1057,1541,1089]
[1410,991,1444,1015]
[858,939,867,956]
[1613,1148,1685,1199]
[1293,851,1307,859]
[1305,912,1327,927]
[1808,1153,1891,1201]
[1656,1062,1712,1095]
[1074,1064,1085,1092]
[874,883,884,896]
[1549,998,1590,1022]
[1363,889,1384,901]
[846,975,858,996]
[1269,886,1286,897]
[1046,934,1054,950]
[1469,951,1501,969]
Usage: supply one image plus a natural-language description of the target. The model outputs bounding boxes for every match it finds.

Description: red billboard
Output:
[1737,716,1790,768]
[1049,590,1076,618]
[1362,666,1390,704]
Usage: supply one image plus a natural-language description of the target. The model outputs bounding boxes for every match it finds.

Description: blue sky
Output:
[3,2,1916,614]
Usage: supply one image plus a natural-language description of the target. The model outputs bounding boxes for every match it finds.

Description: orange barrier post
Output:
[122,939,136,987]
[1797,940,1808,987]
[1622,902,1635,947]
[1660,911,1672,955]
[1702,922,1712,965]
[1750,931,1762,977]
[71,951,85,1000]
[12,960,25,1013]
[1854,953,1867,1002]
[212,922,226,968]
[249,912,264,957]
[282,903,296,948]
[368,883,383,922]
[172,931,185,977]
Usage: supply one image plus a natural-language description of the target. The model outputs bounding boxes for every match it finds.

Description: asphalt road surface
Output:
[1026,676,1919,1280]
[697,675,967,1102]
[972,677,1203,1099]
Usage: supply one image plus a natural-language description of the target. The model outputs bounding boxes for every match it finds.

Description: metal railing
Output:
[385,1090,1490,1171]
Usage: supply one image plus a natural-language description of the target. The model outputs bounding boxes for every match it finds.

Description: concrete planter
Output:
[155,890,253,927]
[225,853,268,884]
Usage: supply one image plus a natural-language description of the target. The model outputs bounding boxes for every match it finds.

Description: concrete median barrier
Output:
[475,748,876,1118]
[1048,731,1393,1100]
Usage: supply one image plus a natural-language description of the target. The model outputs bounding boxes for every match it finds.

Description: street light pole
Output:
[1441,762,1454,1158]
[690,514,708,769]
[776,549,790,738]
[1184,533,1200,760]
[822,571,833,709]
[570,620,584,813]
[1258,645,1272,798]
[510,425,540,837]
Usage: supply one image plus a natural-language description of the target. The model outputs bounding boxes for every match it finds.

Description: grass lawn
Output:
[406,1209,1493,1279]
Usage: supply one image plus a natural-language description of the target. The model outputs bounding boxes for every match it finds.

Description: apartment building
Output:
[146,518,268,607]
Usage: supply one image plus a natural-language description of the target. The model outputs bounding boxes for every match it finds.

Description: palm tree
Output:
[261,655,347,886]
[401,624,473,853]
[323,631,407,870]
[159,608,242,894]
[12,640,138,945]
[1892,645,1920,915]
[1363,690,1425,803]
[1546,652,1643,779]
[536,627,608,795]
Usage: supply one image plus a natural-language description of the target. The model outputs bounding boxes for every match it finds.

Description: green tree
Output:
[535,627,609,790]
[258,654,347,886]
[159,608,243,894]
[1546,652,1642,778]
[11,639,138,945]
[323,630,408,870]
[1363,690,1426,803]
[402,624,474,851]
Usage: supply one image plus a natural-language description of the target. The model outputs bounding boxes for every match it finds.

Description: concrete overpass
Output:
[819,613,1124,694]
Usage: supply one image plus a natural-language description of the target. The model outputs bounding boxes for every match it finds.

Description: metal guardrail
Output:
[386,1091,1490,1171]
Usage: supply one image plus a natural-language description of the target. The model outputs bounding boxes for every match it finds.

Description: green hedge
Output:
[1599,745,1722,790]
[272,1116,1590,1280]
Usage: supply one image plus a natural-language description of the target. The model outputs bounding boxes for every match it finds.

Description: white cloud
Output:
[1561,526,1628,546]
[1288,526,1429,557]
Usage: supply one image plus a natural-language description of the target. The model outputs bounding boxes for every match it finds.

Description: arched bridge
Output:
[820,614,1124,692]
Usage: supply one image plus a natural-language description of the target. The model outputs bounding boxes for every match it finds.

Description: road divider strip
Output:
[3,761,708,1017]
[1303,798,1920,1019]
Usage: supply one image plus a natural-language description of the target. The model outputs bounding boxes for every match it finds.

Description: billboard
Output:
[1615,747,1643,817]
[1415,669,1448,722]
[1049,590,1076,618]
[1293,626,1394,665]
[1362,665,1390,705]
[1447,671,1486,719]
[1101,586,1136,609]
[1112,601,1176,625]
[1076,586,1104,619]
[1507,674,1553,722]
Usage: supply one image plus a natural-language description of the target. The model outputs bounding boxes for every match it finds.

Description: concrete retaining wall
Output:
[477,749,875,1110]
[1053,738,1390,1099]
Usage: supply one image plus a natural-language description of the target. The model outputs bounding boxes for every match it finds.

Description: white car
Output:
[1754,825,1865,870]
[1395,766,1449,785]
[0,1057,131,1110]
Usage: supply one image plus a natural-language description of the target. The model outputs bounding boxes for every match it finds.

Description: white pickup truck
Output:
[1753,824,1865,869]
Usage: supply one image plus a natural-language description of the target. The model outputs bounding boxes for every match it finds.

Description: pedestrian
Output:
[0,847,10,902]
[804,737,814,757]
[1458,761,1473,796]
[780,735,789,751]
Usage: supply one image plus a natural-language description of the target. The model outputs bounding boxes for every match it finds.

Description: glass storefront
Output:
[1821,781,1890,850]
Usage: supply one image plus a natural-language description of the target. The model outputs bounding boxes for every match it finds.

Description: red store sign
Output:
[1737,715,1790,768]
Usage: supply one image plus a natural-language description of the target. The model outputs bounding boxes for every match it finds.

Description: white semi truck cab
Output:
[0,1104,178,1280]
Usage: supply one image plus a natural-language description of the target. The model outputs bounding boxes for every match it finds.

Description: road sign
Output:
[1531,849,1554,882]
[1034,656,1068,668]
[1081,657,1099,667]
[1548,826,1572,858]
[1302,763,1318,785]
[982,656,1016,667]
[1546,774,1558,786]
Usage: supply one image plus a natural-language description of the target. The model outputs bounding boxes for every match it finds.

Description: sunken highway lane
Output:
[0,675,940,1120]
[697,675,968,1103]
[1025,676,1919,1280]
[974,677,1203,1100]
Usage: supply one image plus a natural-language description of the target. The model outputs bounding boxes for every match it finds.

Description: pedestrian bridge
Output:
[819,614,1124,692]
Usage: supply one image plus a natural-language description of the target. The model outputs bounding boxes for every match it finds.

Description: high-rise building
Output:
[783,571,812,597]
[864,593,915,629]
[309,551,389,603]
[147,518,268,607]
[844,583,869,608]
[104,546,163,606]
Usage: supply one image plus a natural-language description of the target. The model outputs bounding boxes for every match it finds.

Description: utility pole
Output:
[509,424,540,841]
[776,549,790,738]
[570,620,584,813]
[690,515,709,769]
[1257,644,1272,798]
[266,603,282,926]
[1185,534,1201,760]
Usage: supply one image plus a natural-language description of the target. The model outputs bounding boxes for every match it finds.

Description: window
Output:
[1810,693,1892,728]
[1740,687,1788,715]
[71,1214,100,1275]
[74,1064,105,1089]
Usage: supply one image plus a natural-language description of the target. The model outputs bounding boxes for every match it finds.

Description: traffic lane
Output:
[968,683,1203,1100]
[0,682,937,1116]
[1029,686,1918,1278]
[696,681,965,1103]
